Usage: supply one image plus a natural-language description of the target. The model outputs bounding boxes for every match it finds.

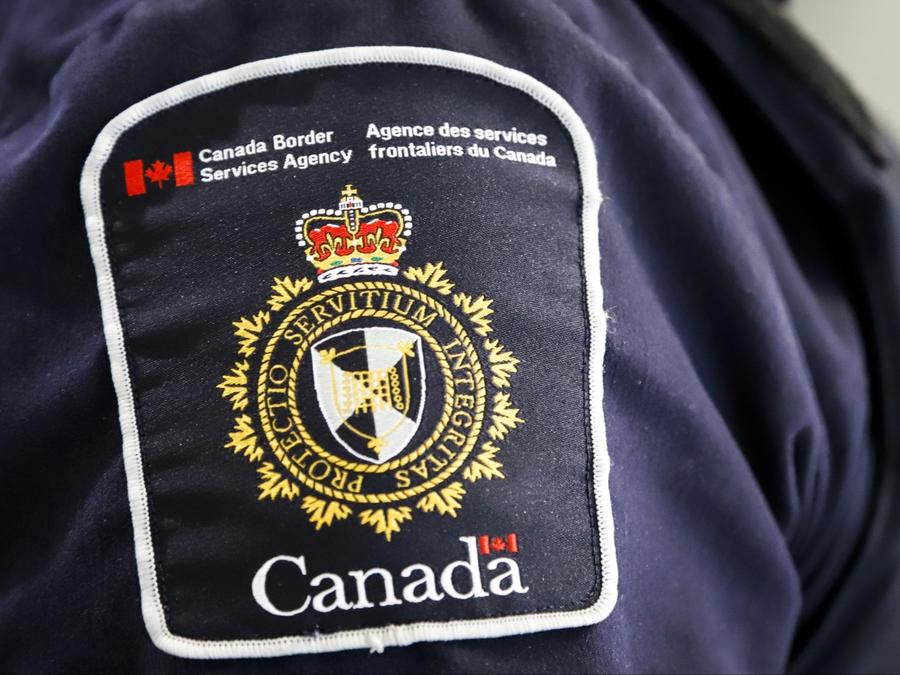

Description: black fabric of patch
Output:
[98,62,601,641]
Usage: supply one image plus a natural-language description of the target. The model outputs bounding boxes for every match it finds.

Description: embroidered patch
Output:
[81,47,615,658]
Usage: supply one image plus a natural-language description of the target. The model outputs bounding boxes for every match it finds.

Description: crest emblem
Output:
[218,185,525,540]
[311,327,425,464]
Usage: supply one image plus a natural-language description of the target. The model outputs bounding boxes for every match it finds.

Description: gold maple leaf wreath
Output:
[217,264,524,540]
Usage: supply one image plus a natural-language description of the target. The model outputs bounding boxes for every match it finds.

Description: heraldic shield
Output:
[311,327,426,464]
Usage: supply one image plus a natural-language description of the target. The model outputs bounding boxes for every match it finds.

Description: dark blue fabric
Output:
[643,2,900,671]
[1,0,897,672]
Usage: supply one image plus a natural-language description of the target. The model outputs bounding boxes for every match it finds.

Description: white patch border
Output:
[79,46,617,659]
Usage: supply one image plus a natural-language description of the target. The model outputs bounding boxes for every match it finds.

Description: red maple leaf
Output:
[145,160,173,188]
[490,536,506,552]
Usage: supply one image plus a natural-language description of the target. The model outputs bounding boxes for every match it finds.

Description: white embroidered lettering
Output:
[252,537,526,616]
[252,556,311,616]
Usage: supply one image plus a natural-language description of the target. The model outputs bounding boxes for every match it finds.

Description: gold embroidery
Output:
[403,261,455,296]
[484,338,520,388]
[217,187,524,540]
[416,482,467,517]
[463,442,506,482]
[358,507,413,542]
[267,276,313,311]
[487,393,525,441]
[452,292,495,336]
[301,496,353,530]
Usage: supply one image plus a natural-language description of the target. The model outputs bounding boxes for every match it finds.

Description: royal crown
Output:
[297,185,411,283]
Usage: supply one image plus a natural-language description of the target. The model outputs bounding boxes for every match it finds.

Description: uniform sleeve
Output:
[0,0,887,672]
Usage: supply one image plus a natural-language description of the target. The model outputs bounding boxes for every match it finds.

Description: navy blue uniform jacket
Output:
[2,0,900,672]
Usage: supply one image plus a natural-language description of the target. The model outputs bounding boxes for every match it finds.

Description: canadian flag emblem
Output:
[123,151,195,196]
[478,533,519,556]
